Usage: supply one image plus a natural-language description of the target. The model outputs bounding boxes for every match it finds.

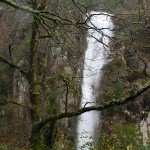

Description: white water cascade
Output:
[77,11,114,149]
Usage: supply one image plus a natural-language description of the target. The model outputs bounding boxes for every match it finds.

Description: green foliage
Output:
[52,130,75,150]
[102,56,130,115]
[77,134,95,150]
[143,80,150,88]
[106,81,129,101]
[113,123,150,149]
[96,133,122,149]
[75,122,150,149]
[114,124,137,146]
[104,56,123,72]
[52,140,73,150]
[96,123,150,149]
[103,80,130,115]
[0,145,8,150]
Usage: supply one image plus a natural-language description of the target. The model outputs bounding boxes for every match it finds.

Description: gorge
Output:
[0,0,150,149]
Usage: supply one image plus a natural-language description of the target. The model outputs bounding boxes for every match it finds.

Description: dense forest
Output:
[0,0,150,149]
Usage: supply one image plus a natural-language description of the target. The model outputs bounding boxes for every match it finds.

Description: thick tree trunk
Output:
[43,121,57,149]
[43,97,58,149]
[30,126,43,150]
[27,1,55,149]
[28,9,42,149]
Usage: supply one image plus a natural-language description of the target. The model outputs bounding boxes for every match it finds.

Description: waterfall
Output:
[77,11,114,149]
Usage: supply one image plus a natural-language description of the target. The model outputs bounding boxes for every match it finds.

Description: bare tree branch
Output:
[0,56,28,78]
[0,0,77,25]
[1,97,32,109]
[36,83,150,130]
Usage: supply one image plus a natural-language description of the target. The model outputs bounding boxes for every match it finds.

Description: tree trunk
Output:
[30,126,43,150]
[43,121,57,149]
[28,9,42,149]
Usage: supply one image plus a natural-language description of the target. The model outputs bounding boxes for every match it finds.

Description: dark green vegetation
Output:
[0,0,150,149]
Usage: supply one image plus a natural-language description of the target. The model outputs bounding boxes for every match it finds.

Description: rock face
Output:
[140,115,149,146]
[100,4,150,147]
[0,1,86,148]
[13,68,29,118]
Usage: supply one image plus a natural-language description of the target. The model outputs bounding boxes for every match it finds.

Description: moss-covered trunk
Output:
[43,97,58,149]
[30,126,43,149]
[28,11,42,149]
[29,16,39,120]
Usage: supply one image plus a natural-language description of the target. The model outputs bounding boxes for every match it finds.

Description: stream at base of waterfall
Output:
[76,11,114,149]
